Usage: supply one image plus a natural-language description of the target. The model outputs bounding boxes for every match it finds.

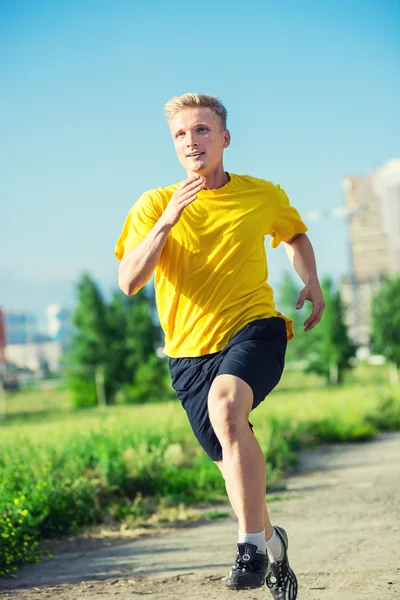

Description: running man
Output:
[115,93,325,599]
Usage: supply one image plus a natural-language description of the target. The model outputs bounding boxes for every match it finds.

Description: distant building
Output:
[0,309,6,380]
[46,304,74,345]
[0,306,72,375]
[4,311,38,345]
[342,158,400,346]
[5,342,63,373]
[340,274,385,347]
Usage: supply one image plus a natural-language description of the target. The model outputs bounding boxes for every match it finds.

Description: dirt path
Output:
[1,432,399,600]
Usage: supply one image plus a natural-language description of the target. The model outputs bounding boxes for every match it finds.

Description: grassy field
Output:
[3,363,392,416]
[1,364,400,576]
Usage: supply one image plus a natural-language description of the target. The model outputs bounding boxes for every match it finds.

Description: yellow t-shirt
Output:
[115,173,308,357]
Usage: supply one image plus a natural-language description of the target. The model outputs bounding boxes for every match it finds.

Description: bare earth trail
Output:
[1,432,399,600]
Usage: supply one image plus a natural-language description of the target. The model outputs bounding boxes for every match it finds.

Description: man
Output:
[115,93,325,599]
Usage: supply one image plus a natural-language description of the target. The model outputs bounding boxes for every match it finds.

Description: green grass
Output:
[201,510,231,520]
[1,365,399,577]
[3,387,72,419]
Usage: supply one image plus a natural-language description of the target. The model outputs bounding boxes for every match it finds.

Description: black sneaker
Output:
[266,526,298,600]
[225,542,269,590]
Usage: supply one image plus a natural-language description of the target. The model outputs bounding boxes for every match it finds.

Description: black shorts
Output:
[169,317,287,461]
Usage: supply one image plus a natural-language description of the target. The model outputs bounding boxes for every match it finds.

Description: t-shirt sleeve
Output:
[269,185,308,248]
[114,191,162,261]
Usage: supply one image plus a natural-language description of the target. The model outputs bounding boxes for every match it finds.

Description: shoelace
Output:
[234,553,265,572]
[267,560,287,587]
[234,557,257,571]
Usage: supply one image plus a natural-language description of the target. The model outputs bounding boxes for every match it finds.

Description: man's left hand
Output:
[295,282,325,332]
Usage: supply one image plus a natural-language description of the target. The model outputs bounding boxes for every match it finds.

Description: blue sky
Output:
[1,0,399,323]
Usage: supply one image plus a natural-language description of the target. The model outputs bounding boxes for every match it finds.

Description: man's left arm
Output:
[283,233,325,332]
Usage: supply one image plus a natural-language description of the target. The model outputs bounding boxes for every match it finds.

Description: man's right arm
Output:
[118,175,203,296]
[118,218,172,296]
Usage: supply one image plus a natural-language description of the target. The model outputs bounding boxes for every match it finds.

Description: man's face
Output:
[170,107,230,175]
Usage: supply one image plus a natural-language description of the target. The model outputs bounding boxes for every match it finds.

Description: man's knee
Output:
[210,398,240,442]
[208,375,253,445]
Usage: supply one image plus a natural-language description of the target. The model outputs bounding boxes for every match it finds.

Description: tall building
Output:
[0,309,5,380]
[46,304,74,345]
[4,312,38,345]
[341,159,400,346]
[1,308,70,375]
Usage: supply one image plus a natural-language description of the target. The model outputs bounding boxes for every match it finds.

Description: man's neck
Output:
[187,166,230,190]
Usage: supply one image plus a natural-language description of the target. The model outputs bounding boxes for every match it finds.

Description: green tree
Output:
[64,273,109,407]
[118,354,171,404]
[277,272,314,362]
[65,274,170,407]
[107,287,170,404]
[124,288,162,376]
[371,276,400,370]
[105,291,134,400]
[307,277,355,385]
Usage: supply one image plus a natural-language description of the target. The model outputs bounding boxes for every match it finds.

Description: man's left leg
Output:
[208,373,269,589]
[209,373,298,599]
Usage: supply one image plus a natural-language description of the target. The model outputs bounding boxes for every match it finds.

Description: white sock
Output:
[238,529,267,554]
[266,528,283,562]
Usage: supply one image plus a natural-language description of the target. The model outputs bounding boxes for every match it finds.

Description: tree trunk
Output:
[329,363,339,385]
[389,362,399,385]
[95,365,107,406]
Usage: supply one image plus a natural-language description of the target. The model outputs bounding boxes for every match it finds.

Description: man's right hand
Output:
[160,175,204,227]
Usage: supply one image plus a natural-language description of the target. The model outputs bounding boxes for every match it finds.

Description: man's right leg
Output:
[215,459,273,540]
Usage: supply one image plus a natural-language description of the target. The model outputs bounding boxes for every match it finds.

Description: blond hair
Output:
[164,93,228,130]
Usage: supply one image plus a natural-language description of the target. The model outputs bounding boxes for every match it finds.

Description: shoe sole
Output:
[225,581,265,590]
